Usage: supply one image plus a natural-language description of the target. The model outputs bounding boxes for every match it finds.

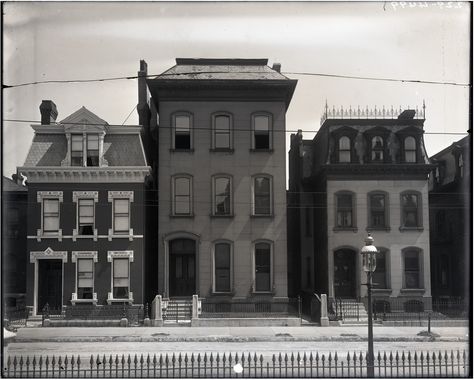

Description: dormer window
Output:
[371,136,384,162]
[404,137,417,163]
[338,136,351,163]
[70,133,100,167]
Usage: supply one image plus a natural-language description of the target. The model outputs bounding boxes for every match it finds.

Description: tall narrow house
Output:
[19,102,150,316]
[289,106,435,311]
[145,58,297,302]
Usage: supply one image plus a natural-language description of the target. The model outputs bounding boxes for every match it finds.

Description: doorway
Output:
[37,259,63,314]
[334,249,356,298]
[169,238,196,297]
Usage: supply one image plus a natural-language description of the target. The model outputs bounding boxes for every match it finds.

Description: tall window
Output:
[338,136,351,163]
[371,136,384,162]
[373,249,388,289]
[113,199,130,234]
[214,242,231,292]
[213,176,232,216]
[77,258,94,299]
[336,192,354,228]
[404,136,416,163]
[87,134,99,166]
[401,192,421,228]
[368,192,388,229]
[174,114,191,150]
[253,175,272,215]
[43,199,60,233]
[253,114,271,150]
[78,199,94,235]
[173,175,192,215]
[213,114,231,149]
[254,242,272,292]
[71,134,83,166]
[112,258,130,298]
[403,249,421,289]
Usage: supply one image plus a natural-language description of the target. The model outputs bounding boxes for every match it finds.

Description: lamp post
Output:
[360,233,378,378]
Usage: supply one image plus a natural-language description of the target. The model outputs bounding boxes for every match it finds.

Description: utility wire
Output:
[2,118,469,135]
[121,104,137,126]
[2,71,471,89]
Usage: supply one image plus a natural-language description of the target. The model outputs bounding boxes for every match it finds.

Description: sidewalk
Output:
[13,325,469,343]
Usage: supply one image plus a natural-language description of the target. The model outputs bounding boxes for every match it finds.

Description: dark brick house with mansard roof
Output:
[18,101,150,316]
[289,106,436,313]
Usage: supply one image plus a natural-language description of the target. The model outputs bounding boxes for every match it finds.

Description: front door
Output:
[169,239,196,297]
[334,249,356,298]
[37,259,62,314]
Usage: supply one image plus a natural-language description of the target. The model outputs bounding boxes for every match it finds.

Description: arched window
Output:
[338,136,351,163]
[368,191,389,229]
[404,136,416,163]
[402,248,423,289]
[172,112,192,150]
[252,175,272,216]
[212,175,232,216]
[172,175,193,216]
[373,248,389,289]
[212,113,232,150]
[401,191,422,228]
[213,241,232,293]
[371,136,384,161]
[335,191,355,228]
[252,113,272,150]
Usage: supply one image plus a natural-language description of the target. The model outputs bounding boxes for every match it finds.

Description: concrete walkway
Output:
[13,326,469,343]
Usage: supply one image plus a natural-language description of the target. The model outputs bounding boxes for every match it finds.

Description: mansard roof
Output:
[154,58,290,81]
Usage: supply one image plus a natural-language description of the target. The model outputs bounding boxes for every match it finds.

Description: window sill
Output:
[107,292,134,305]
[108,228,134,241]
[333,227,358,232]
[250,214,274,218]
[170,148,194,153]
[250,149,273,153]
[366,227,391,232]
[170,214,195,218]
[210,214,234,219]
[36,229,63,242]
[399,226,424,232]
[210,148,234,153]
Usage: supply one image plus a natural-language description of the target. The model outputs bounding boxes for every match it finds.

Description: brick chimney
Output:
[272,63,281,73]
[39,100,58,125]
[137,59,150,126]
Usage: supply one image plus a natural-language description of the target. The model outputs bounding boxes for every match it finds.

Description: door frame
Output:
[30,247,67,316]
[331,246,359,299]
[163,232,200,299]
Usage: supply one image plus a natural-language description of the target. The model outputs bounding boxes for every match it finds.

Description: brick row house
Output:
[288,106,436,311]
[18,102,150,316]
[141,58,297,302]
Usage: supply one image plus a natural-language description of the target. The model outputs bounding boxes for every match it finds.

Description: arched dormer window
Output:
[338,136,351,163]
[404,136,417,163]
[371,136,384,162]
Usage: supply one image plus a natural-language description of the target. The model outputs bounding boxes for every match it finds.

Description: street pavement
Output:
[11,325,469,343]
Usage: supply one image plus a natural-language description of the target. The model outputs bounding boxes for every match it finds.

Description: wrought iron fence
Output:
[328,298,364,321]
[4,307,29,332]
[200,297,301,319]
[3,350,469,378]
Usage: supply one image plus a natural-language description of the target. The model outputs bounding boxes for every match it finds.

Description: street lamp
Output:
[360,233,378,378]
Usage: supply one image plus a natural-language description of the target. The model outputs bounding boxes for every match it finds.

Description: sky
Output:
[3,1,471,183]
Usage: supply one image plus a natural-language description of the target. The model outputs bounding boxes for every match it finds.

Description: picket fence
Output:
[3,350,470,378]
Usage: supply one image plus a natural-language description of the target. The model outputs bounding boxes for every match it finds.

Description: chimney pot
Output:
[39,100,58,125]
[272,63,281,73]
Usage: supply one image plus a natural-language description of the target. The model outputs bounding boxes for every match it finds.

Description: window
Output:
[254,242,272,292]
[71,134,83,166]
[173,175,192,215]
[77,258,94,299]
[401,192,422,228]
[214,242,232,292]
[338,136,351,163]
[253,175,272,215]
[43,199,60,233]
[87,134,99,166]
[373,249,388,289]
[213,114,232,149]
[403,249,422,289]
[112,258,130,298]
[252,114,271,150]
[368,192,388,229]
[173,114,191,150]
[78,199,94,235]
[371,136,384,162]
[213,176,232,216]
[113,199,130,234]
[404,136,416,163]
[336,192,354,228]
